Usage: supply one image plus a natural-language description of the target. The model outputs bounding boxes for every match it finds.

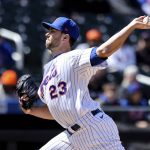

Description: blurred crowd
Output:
[0,0,150,128]
[83,28,150,126]
[0,36,21,114]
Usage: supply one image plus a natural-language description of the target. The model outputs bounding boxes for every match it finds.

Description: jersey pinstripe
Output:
[38,48,107,128]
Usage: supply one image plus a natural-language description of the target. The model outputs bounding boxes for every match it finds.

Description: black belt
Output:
[67,109,102,135]
[66,124,80,135]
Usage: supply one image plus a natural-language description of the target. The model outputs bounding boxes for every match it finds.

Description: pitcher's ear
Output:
[63,34,69,39]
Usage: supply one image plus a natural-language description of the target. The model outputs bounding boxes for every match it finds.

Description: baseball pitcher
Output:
[17,16,150,150]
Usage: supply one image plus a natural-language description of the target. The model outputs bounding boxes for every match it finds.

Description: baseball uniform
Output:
[38,47,125,150]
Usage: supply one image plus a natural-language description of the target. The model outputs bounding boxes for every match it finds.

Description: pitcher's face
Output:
[45,28,63,51]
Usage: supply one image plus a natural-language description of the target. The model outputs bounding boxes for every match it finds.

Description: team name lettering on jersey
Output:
[40,65,57,99]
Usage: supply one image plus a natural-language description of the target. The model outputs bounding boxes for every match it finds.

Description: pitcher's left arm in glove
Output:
[16,74,39,110]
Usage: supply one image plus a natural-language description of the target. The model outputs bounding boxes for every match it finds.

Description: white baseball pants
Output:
[40,110,125,150]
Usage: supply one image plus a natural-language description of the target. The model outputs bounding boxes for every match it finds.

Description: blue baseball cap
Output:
[42,17,80,41]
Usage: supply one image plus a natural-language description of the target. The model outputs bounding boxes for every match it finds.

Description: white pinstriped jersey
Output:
[38,48,107,128]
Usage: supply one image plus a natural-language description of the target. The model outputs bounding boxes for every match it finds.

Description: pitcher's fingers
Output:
[21,94,29,101]
[135,16,146,22]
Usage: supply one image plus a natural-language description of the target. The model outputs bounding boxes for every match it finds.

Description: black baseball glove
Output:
[16,74,39,110]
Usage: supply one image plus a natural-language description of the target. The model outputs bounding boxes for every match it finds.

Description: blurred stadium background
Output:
[0,0,150,150]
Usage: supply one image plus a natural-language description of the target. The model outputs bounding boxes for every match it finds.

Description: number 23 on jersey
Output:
[49,81,67,99]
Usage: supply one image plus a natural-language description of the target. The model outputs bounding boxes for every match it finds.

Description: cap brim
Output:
[42,22,62,31]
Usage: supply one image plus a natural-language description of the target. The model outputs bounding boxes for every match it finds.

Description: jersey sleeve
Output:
[69,47,108,83]
[79,47,108,69]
